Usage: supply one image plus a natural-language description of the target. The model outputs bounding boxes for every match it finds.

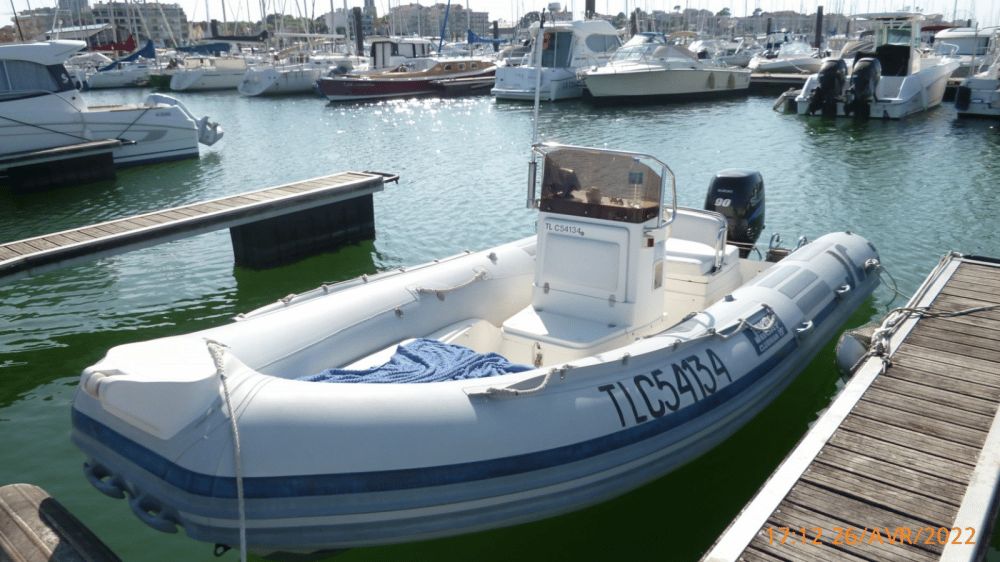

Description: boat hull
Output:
[0,92,211,169]
[71,229,879,556]
[318,66,495,102]
[492,66,585,101]
[955,77,1000,118]
[170,64,248,91]
[585,67,751,104]
[238,64,325,96]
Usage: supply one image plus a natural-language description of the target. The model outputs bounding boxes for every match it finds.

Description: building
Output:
[90,1,189,47]
[386,3,489,40]
[325,8,376,40]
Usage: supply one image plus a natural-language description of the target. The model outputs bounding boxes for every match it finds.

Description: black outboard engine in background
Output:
[704,170,765,258]
[844,56,881,119]
[805,58,848,117]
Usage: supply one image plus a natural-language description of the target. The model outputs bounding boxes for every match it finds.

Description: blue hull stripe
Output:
[73,298,841,500]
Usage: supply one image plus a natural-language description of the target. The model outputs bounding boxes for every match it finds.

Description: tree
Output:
[716,7,730,16]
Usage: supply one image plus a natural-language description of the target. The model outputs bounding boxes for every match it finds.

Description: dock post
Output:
[229,193,376,269]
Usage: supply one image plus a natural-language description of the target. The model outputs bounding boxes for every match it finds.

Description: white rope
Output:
[477,370,552,398]
[206,340,247,562]
[414,269,486,298]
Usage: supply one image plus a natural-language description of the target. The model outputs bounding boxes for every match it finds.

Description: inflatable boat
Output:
[71,143,880,559]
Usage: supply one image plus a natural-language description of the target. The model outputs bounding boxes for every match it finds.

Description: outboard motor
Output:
[844,57,881,119]
[704,169,765,258]
[806,58,847,117]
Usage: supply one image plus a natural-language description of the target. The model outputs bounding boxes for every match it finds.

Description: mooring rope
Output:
[206,339,247,562]
[476,369,552,398]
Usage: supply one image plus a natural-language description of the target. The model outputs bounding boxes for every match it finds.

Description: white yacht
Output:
[238,42,367,97]
[795,13,960,119]
[955,30,1000,118]
[0,40,222,170]
[170,55,255,91]
[492,19,621,101]
[581,32,751,104]
[932,26,999,79]
[748,34,822,74]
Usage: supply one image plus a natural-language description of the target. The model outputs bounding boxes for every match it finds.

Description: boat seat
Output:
[342,318,495,370]
[663,238,739,278]
[501,306,630,366]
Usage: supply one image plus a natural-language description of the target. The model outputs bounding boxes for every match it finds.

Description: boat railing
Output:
[934,41,960,57]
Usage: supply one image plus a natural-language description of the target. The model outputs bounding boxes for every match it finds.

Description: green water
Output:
[2,90,1000,561]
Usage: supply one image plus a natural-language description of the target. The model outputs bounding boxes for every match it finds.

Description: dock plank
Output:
[829,429,976,482]
[839,414,982,466]
[849,400,987,449]
[813,446,968,505]
[904,332,1000,366]
[867,376,999,418]
[800,464,958,528]
[860,385,993,432]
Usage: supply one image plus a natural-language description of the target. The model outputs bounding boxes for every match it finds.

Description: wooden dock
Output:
[0,483,121,562]
[702,252,1000,562]
[750,72,809,94]
[0,170,395,284]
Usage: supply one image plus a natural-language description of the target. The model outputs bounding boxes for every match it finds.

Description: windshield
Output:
[539,148,665,224]
[933,36,990,56]
[609,33,667,62]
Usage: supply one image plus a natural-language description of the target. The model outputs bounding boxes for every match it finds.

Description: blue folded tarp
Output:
[300,338,532,383]
[98,39,155,72]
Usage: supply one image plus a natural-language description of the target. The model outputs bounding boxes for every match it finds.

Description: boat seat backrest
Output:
[662,209,736,278]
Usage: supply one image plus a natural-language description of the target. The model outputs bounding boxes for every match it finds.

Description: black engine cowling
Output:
[806,58,847,117]
[704,169,765,258]
[845,57,881,118]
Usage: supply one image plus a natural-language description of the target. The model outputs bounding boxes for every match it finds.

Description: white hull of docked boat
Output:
[492,66,585,101]
[238,64,325,96]
[71,143,879,559]
[0,41,222,170]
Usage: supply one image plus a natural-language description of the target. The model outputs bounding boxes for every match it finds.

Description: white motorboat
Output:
[0,40,222,171]
[581,32,751,104]
[170,55,255,91]
[492,18,622,101]
[71,139,880,559]
[238,45,367,97]
[795,13,960,119]
[748,35,822,74]
[932,26,999,79]
[688,37,759,67]
[955,32,1000,118]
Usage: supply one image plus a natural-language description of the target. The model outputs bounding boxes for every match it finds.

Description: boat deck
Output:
[0,171,393,284]
[702,252,1000,562]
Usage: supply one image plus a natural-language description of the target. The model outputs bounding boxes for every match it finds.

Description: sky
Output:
[2,0,994,30]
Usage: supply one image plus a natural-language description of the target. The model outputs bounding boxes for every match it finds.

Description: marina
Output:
[1,74,1000,562]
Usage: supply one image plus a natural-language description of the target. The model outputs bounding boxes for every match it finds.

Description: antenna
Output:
[526,8,547,209]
